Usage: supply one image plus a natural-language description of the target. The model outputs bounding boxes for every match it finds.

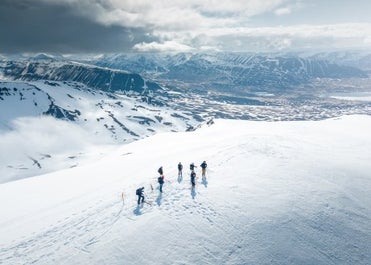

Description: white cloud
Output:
[149,23,371,52]
[133,41,195,53]
[31,0,371,52]
[38,0,288,29]
[275,7,292,16]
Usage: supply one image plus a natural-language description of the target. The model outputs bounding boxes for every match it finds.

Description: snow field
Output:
[0,115,371,264]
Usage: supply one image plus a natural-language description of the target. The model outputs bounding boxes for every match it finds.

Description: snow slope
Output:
[0,80,197,183]
[0,116,371,264]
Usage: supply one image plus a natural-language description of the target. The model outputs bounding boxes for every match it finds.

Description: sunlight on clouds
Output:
[275,7,292,16]
[133,41,195,52]
[37,0,288,30]
[149,23,371,52]
[9,0,371,52]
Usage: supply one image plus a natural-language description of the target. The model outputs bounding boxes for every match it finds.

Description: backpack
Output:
[136,188,141,195]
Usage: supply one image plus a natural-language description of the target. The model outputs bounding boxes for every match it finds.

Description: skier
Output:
[158,166,164,177]
[190,163,196,172]
[136,187,145,205]
[190,171,196,188]
[200,161,207,177]
[178,162,183,178]
[158,175,164,193]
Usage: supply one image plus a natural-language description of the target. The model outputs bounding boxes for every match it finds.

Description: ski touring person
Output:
[200,161,207,177]
[158,166,164,177]
[190,162,196,172]
[190,171,196,188]
[158,175,164,193]
[136,187,145,205]
[178,162,183,178]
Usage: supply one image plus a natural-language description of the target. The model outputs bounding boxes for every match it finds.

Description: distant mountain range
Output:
[90,52,368,91]
[1,52,368,93]
[1,52,370,123]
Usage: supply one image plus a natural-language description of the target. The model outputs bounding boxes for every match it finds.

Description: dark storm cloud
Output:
[0,0,154,53]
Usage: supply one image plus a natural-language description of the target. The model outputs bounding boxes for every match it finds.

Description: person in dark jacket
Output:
[158,166,164,177]
[136,187,145,205]
[190,163,196,172]
[178,162,183,178]
[200,161,207,177]
[190,171,196,188]
[158,175,164,193]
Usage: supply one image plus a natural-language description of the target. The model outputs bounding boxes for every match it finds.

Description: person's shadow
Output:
[202,176,208,187]
[156,193,163,206]
[133,205,142,215]
[191,188,196,199]
[177,174,183,183]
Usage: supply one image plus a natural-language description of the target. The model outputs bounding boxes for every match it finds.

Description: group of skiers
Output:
[136,161,208,205]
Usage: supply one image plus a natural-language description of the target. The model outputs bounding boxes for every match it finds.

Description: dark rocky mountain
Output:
[0,60,146,93]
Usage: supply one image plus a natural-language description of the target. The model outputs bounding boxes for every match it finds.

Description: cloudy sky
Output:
[1,0,371,53]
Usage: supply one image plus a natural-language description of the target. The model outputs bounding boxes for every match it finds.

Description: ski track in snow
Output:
[0,196,123,263]
[0,167,218,264]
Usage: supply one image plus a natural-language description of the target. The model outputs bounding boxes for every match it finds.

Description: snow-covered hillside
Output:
[0,116,370,264]
[0,80,198,182]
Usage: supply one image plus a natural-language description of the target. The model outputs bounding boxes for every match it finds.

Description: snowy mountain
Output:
[0,115,370,264]
[0,80,199,182]
[0,60,146,92]
[309,51,371,72]
[92,53,368,90]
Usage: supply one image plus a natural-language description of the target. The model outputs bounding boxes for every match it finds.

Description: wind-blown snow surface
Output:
[1,116,371,264]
